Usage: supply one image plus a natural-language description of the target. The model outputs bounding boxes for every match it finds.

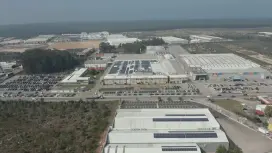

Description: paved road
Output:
[218,118,272,153]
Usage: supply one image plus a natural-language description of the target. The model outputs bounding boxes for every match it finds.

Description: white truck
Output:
[258,127,269,135]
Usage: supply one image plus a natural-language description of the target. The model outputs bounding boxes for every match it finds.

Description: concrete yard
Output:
[217,118,272,153]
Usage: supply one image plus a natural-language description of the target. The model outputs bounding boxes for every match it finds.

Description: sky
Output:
[1,0,272,25]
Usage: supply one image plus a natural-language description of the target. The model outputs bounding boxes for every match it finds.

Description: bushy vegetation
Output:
[216,145,243,153]
[0,100,118,153]
[265,106,272,117]
[99,38,166,54]
[22,49,79,74]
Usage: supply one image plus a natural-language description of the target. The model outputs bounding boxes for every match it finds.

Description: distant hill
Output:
[1,18,272,38]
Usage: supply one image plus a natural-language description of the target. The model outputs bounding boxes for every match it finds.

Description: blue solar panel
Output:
[154,132,218,138]
[153,118,209,122]
[161,146,197,147]
[165,114,206,116]
[154,133,185,138]
[162,148,198,151]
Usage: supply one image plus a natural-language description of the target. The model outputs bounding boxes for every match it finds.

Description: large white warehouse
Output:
[161,36,189,44]
[107,38,140,47]
[190,35,223,43]
[107,129,228,152]
[104,143,202,153]
[105,108,229,153]
[114,109,220,130]
[180,54,270,80]
[103,54,188,85]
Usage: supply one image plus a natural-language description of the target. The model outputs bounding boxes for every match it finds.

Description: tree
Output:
[21,49,79,74]
[158,96,162,102]
[229,146,243,153]
[167,97,173,102]
[216,145,227,153]
[264,106,272,117]
[99,42,115,53]
[179,97,184,102]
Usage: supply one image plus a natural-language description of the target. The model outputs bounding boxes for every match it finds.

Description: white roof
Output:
[108,129,228,144]
[114,109,220,130]
[0,39,23,45]
[61,68,89,83]
[104,143,201,153]
[25,35,55,43]
[104,75,168,79]
[190,35,222,40]
[258,32,272,35]
[161,37,188,44]
[180,54,261,72]
[107,38,140,46]
[107,34,127,39]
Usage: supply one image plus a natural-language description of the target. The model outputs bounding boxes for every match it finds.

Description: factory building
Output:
[104,143,202,153]
[106,38,140,47]
[85,60,108,71]
[161,36,189,44]
[0,62,16,73]
[114,109,220,130]
[105,109,229,153]
[180,54,270,80]
[145,46,167,55]
[258,32,272,37]
[80,31,109,40]
[0,39,24,45]
[107,129,228,150]
[60,68,90,84]
[102,54,188,85]
[76,48,94,57]
[25,35,55,44]
[107,34,128,39]
[190,35,224,43]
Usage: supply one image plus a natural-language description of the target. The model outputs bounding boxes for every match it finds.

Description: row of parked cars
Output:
[0,74,65,91]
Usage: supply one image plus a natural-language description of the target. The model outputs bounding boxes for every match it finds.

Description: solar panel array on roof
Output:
[162,147,198,151]
[153,118,209,122]
[165,114,206,116]
[154,132,218,138]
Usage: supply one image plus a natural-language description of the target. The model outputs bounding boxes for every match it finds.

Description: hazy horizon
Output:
[2,0,272,25]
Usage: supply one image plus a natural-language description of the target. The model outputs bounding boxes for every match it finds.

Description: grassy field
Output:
[0,100,118,153]
[213,99,262,124]
[213,99,246,115]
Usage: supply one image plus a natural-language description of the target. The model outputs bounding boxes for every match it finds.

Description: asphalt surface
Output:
[218,118,272,153]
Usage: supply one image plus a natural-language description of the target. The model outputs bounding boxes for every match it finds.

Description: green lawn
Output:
[213,99,246,116]
[213,99,262,123]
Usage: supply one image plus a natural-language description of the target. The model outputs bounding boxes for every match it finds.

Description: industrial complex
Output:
[60,68,89,84]
[102,54,188,85]
[189,35,226,43]
[179,54,270,80]
[104,108,229,153]
[160,36,189,44]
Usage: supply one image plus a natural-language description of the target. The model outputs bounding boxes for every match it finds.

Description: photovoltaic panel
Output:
[165,114,206,116]
[161,146,197,148]
[154,132,218,138]
[153,118,209,122]
[162,148,198,151]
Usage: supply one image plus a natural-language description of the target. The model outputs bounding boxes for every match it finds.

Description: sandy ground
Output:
[49,40,101,50]
[217,118,272,153]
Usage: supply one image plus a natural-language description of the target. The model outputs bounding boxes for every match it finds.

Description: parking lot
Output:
[0,74,65,92]
[120,100,204,109]
[0,91,76,98]
[207,81,272,96]
[102,83,201,97]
